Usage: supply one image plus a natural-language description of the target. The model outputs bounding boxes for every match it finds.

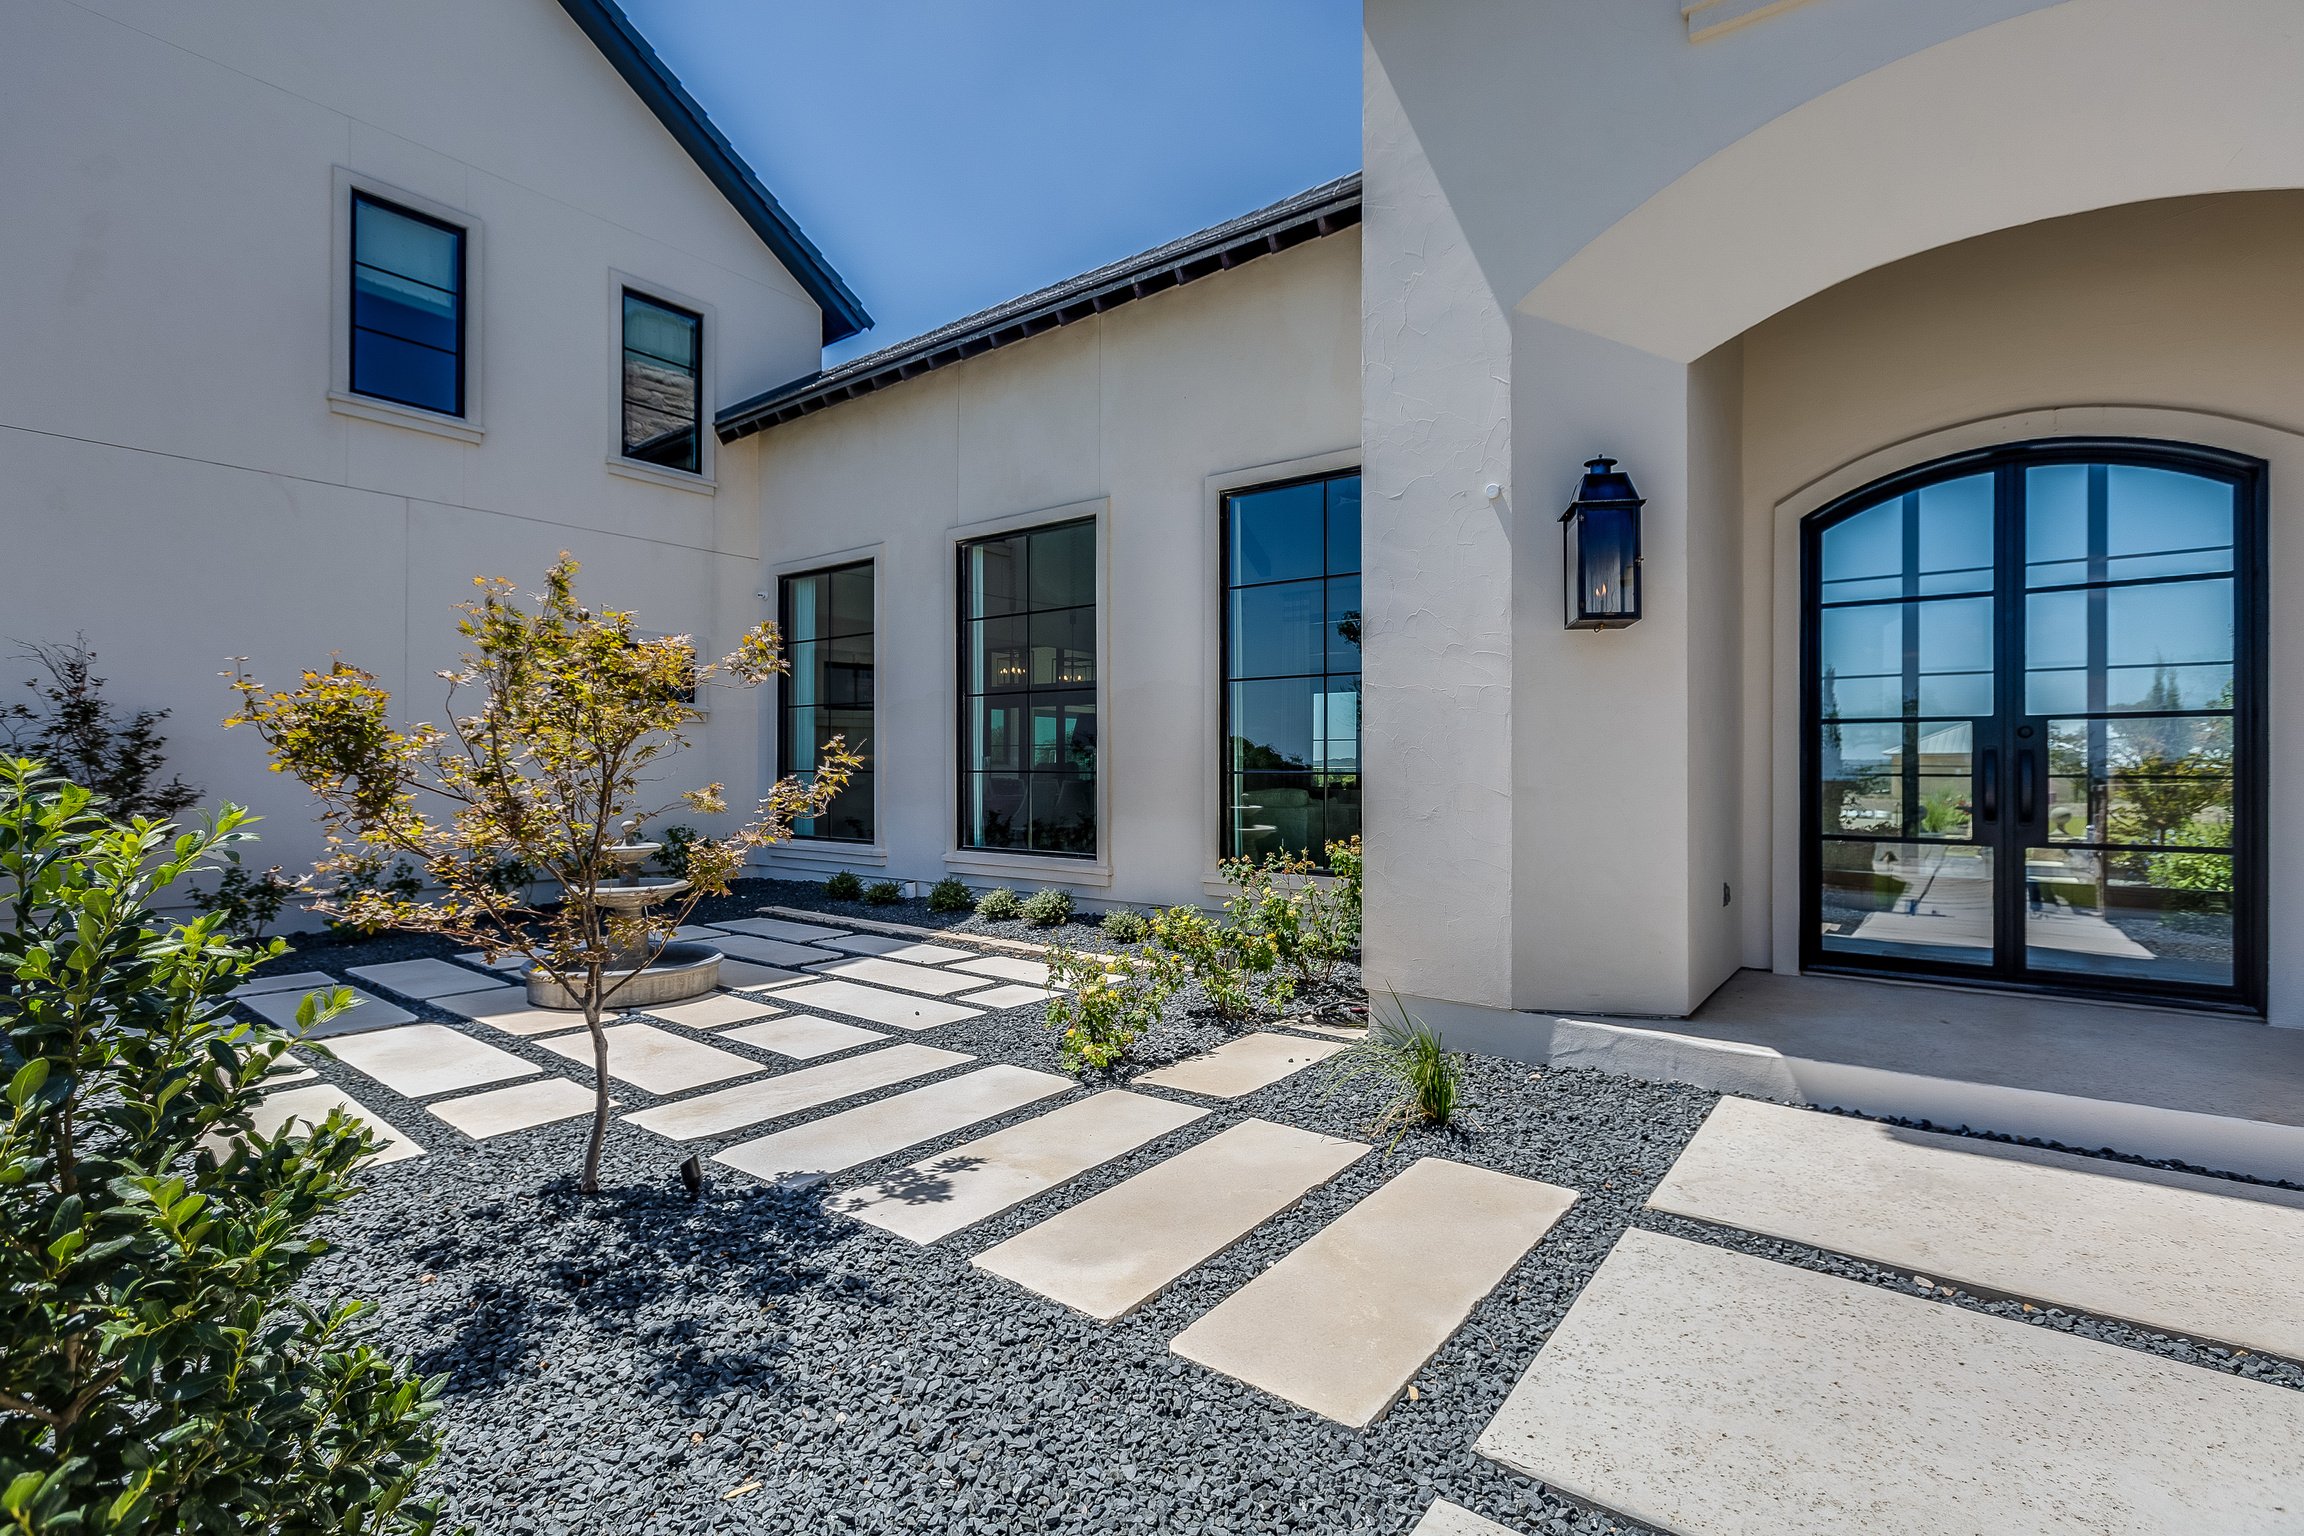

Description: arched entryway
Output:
[1801,439,2264,1011]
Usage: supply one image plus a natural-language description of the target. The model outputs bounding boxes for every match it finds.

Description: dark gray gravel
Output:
[267,888,2302,1535]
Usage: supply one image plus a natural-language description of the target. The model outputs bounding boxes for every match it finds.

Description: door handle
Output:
[1979,747,1999,822]
[2016,748,2036,823]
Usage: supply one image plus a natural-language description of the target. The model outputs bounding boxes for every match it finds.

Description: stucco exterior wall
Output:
[1740,191,2304,1025]
[749,232,1360,907]
[0,0,822,884]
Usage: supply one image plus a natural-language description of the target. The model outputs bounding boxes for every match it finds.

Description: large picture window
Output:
[958,520,1097,856]
[621,291,702,472]
[780,562,874,843]
[1223,471,1361,863]
[349,191,465,418]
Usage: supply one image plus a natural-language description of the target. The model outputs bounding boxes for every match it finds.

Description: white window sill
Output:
[757,841,888,870]
[328,391,483,444]
[607,457,716,495]
[944,849,1113,888]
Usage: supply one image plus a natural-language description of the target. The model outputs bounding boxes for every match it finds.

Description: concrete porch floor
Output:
[1551,969,2304,1183]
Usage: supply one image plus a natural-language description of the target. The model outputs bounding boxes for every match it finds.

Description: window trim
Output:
[328,168,483,442]
[777,557,876,846]
[607,271,717,492]
[1203,451,1360,881]
[943,499,1113,885]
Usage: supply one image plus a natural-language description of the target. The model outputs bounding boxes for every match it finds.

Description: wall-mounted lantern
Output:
[1561,456,1643,630]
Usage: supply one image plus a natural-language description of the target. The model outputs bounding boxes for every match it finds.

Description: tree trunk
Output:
[580,978,609,1195]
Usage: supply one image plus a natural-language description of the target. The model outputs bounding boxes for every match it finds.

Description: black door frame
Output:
[1799,436,2267,1015]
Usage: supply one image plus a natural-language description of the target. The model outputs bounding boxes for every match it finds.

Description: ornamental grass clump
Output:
[973,886,1022,922]
[1042,945,1171,1072]
[229,555,857,1194]
[0,759,446,1531]
[863,878,902,906]
[1018,888,1073,928]
[1325,994,1464,1150]
[927,876,973,913]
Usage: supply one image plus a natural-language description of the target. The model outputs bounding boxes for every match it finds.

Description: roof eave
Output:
[556,0,871,345]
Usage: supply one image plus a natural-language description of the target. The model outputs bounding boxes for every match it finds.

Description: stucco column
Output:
[1360,41,1518,1026]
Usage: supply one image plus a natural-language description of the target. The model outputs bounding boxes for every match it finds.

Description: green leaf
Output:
[6,1057,48,1108]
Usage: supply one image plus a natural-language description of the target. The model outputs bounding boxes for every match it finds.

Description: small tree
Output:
[0,758,444,1531]
[229,555,855,1194]
[3,637,200,820]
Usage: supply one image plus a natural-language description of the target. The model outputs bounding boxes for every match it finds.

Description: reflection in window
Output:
[1223,472,1361,862]
[959,521,1096,856]
[780,562,873,842]
[350,193,464,416]
[622,292,702,472]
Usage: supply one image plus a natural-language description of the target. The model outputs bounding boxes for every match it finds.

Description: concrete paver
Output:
[1134,1032,1348,1099]
[622,1044,972,1140]
[427,1077,603,1138]
[1170,1158,1575,1426]
[1650,1096,2304,1359]
[347,957,513,1001]
[326,1022,541,1099]
[715,1065,1073,1184]
[721,1015,884,1060]
[770,979,981,1031]
[972,1118,1369,1321]
[1474,1228,2304,1536]
[535,1022,759,1094]
[838,1089,1208,1244]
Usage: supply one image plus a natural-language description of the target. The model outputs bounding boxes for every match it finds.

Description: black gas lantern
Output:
[1561,456,1643,629]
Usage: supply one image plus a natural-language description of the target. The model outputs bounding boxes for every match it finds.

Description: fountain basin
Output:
[526,940,724,1010]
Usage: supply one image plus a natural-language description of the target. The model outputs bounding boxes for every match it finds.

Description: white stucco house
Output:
[9,0,2304,1177]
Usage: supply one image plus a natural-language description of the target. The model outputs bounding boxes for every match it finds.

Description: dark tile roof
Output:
[557,0,871,345]
[716,172,1361,441]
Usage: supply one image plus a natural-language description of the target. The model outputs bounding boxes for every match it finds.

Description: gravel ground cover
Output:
[258,884,2304,1535]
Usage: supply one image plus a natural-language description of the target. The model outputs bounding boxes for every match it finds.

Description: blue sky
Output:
[618,0,1362,366]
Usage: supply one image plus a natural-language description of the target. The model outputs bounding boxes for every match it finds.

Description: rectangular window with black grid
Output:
[958,520,1097,856]
[1223,472,1360,864]
[779,562,874,842]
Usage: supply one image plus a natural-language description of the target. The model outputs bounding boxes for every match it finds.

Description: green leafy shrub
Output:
[2,637,199,819]
[1042,945,1171,1072]
[824,869,864,901]
[0,758,446,1531]
[1147,904,1292,1021]
[1324,994,1463,1149]
[323,847,423,936]
[1219,836,1363,987]
[189,855,296,941]
[863,878,903,906]
[974,886,1022,921]
[651,823,703,879]
[1099,908,1149,943]
[927,876,974,913]
[1018,888,1073,928]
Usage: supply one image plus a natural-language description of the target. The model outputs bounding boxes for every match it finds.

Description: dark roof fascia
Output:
[717,171,1361,442]
[556,0,871,345]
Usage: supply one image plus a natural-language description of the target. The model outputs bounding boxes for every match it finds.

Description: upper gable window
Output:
[349,193,466,418]
[621,292,703,473]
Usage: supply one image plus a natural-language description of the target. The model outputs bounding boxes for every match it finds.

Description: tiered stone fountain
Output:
[527,822,724,1009]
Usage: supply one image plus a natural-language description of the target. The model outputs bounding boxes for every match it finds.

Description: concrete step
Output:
[1650,1095,2304,1359]
[1475,1228,2304,1535]
[712,916,850,942]
[638,992,783,1030]
[246,1083,422,1164]
[346,957,510,1000]
[622,1043,972,1140]
[427,1077,601,1139]
[239,983,415,1037]
[972,1118,1368,1321]
[838,1089,1209,1244]
[1170,1157,1575,1426]
[721,1014,884,1060]
[807,955,990,997]
[1412,1501,1524,1536]
[769,978,982,1031]
[714,1065,1074,1185]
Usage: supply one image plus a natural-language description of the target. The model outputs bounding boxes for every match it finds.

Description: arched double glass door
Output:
[1802,440,2264,1010]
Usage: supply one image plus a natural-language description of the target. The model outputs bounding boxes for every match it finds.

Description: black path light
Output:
[1561,456,1644,629]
